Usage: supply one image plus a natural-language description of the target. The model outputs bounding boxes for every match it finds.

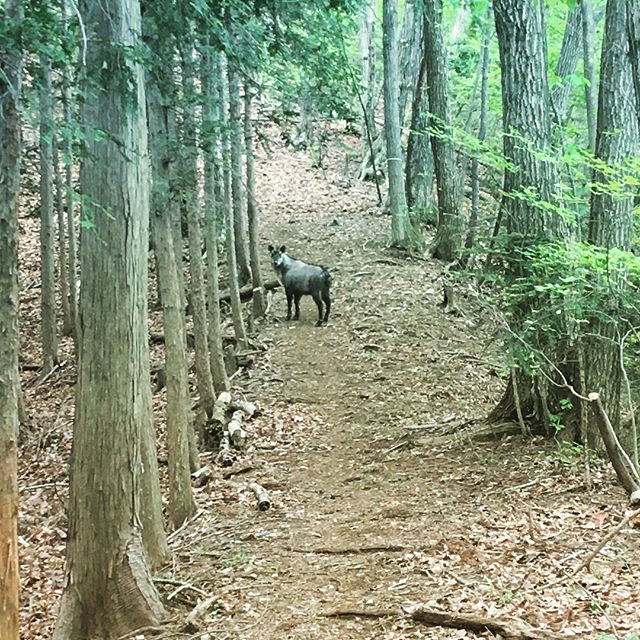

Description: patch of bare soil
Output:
[17,128,640,639]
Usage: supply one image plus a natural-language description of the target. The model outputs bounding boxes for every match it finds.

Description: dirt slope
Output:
[18,131,640,639]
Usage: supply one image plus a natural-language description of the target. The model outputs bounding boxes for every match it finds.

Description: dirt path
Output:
[18,133,640,639]
[173,141,639,639]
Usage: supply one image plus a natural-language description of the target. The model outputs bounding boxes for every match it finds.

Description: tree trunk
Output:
[626,0,640,131]
[488,0,566,431]
[53,135,73,336]
[54,0,167,635]
[180,43,215,420]
[39,53,58,372]
[0,3,23,637]
[405,26,435,220]
[146,21,196,528]
[359,0,377,161]
[227,62,252,285]
[222,57,248,349]
[466,16,491,256]
[550,6,583,126]
[398,0,423,130]
[585,0,639,451]
[424,0,464,261]
[244,79,266,318]
[383,0,414,248]
[61,0,78,348]
[582,0,598,151]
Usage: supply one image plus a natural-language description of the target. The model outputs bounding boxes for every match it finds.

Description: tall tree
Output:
[585,0,639,449]
[488,0,564,426]
[0,1,23,637]
[39,52,59,372]
[383,0,414,248]
[627,0,640,126]
[245,78,267,318]
[424,0,464,261]
[582,0,598,151]
[180,41,216,420]
[54,0,167,635]
[145,12,197,528]
[202,48,230,393]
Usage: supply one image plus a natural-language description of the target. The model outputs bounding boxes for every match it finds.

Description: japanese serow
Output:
[268,245,332,326]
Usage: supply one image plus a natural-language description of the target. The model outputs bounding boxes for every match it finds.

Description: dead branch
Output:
[290,544,407,554]
[248,482,271,511]
[322,609,398,619]
[184,595,218,629]
[411,607,565,640]
[588,392,640,497]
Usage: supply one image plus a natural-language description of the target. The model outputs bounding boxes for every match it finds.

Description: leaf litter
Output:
[16,124,640,639]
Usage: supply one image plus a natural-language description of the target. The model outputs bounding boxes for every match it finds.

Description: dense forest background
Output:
[1,0,640,638]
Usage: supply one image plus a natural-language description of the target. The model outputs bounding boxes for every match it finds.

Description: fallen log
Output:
[219,279,281,304]
[231,399,258,418]
[227,410,247,448]
[411,608,565,640]
[216,431,232,467]
[248,482,271,511]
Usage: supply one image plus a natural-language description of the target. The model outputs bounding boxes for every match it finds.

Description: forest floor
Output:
[17,127,640,639]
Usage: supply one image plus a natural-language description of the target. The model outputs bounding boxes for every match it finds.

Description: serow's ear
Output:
[280,245,286,253]
[267,244,274,252]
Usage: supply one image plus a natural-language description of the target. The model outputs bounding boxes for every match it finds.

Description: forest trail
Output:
[18,132,639,639]
[177,136,637,639]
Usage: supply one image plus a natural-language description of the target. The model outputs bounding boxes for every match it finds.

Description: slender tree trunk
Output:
[466,18,491,255]
[146,24,196,528]
[424,0,464,261]
[180,43,215,420]
[582,0,598,151]
[585,0,639,451]
[383,0,414,248]
[61,0,78,348]
[39,53,58,372]
[629,0,640,128]
[54,1,167,635]
[0,2,23,637]
[359,0,376,160]
[221,61,248,349]
[53,136,73,336]
[550,6,583,126]
[227,61,252,285]
[398,0,423,130]
[202,49,230,393]
[244,79,266,318]
[405,27,435,219]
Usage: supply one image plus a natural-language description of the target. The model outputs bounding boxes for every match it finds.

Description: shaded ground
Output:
[18,129,640,639]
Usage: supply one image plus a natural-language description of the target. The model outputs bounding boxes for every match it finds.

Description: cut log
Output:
[248,482,271,511]
[211,391,231,426]
[231,399,258,418]
[227,410,247,448]
[215,431,232,467]
[219,279,281,304]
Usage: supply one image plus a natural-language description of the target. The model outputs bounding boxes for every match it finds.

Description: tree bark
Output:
[221,57,248,349]
[550,6,582,126]
[244,79,267,318]
[0,2,23,637]
[227,54,252,285]
[39,53,58,372]
[359,0,377,161]
[383,0,414,248]
[582,0,598,151]
[54,0,167,635]
[146,18,197,528]
[585,0,639,451]
[202,49,230,395]
[424,0,464,261]
[625,0,640,132]
[180,43,216,419]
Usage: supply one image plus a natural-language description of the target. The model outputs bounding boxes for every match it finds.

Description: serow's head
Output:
[268,244,286,269]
